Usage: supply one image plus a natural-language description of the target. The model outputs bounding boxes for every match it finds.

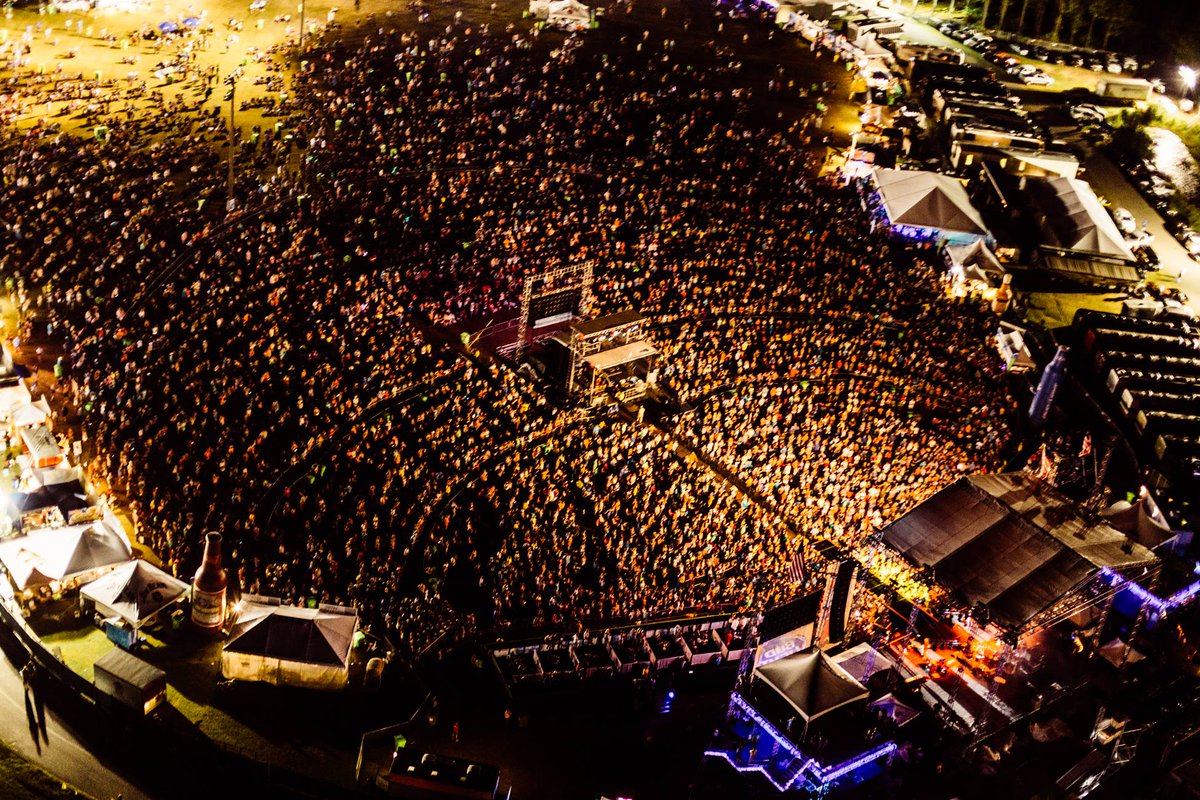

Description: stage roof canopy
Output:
[570,309,645,338]
[583,341,659,371]
[754,647,868,723]
[881,473,1157,630]
[872,167,988,237]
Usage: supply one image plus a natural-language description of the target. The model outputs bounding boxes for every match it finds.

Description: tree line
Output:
[924,0,1200,64]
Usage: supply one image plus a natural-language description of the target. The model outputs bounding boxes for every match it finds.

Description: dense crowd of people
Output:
[0,0,1016,651]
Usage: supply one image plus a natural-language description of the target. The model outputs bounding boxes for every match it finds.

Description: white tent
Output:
[79,560,189,629]
[996,323,1037,373]
[945,239,1005,284]
[0,383,32,421]
[24,464,82,491]
[20,425,64,469]
[872,167,989,240]
[528,0,551,18]
[0,520,132,591]
[996,148,1079,179]
[546,0,591,30]
[10,398,52,430]
[1026,176,1135,262]
[869,692,921,727]
[222,595,358,690]
[754,647,868,727]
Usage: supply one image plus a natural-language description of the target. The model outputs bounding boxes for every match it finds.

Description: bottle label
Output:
[192,587,226,628]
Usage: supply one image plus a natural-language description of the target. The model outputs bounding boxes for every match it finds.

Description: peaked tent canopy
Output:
[0,382,33,419]
[754,647,868,724]
[1098,637,1145,666]
[881,473,1156,631]
[995,148,1080,179]
[546,0,591,27]
[872,167,988,238]
[80,560,190,629]
[222,595,358,690]
[10,398,52,429]
[869,693,921,727]
[945,239,1004,283]
[1025,176,1134,262]
[0,520,132,590]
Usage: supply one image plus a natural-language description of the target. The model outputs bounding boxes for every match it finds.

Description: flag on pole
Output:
[1030,443,1046,477]
[1034,444,1056,483]
[1079,433,1093,458]
[787,549,807,585]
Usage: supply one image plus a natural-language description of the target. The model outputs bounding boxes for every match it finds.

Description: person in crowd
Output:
[0,6,1012,653]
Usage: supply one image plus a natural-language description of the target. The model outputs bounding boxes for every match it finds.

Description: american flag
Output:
[1034,444,1057,484]
[787,549,807,585]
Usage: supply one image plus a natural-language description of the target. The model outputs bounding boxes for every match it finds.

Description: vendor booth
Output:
[20,426,64,469]
[0,519,132,593]
[0,382,32,423]
[532,0,593,29]
[80,559,190,631]
[222,595,358,690]
[9,398,52,433]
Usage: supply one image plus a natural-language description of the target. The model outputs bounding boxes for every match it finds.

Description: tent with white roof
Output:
[871,167,989,244]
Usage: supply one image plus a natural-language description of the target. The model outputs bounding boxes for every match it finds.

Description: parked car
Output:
[1139,174,1176,199]
[1070,104,1106,123]
[1022,71,1054,86]
[1133,245,1160,270]
[1113,207,1137,234]
[1082,125,1113,145]
[1126,230,1155,248]
[1181,231,1200,256]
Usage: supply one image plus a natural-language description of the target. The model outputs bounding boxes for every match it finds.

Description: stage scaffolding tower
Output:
[515,263,594,357]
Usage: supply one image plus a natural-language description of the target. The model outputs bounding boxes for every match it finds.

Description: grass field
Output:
[1023,290,1125,330]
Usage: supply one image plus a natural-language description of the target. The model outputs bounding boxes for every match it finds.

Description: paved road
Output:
[0,635,154,800]
[1081,149,1199,299]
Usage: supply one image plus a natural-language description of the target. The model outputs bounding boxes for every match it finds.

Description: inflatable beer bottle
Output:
[191,532,228,631]
[991,274,1013,315]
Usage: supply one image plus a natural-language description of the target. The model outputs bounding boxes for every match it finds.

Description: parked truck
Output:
[1096,77,1152,101]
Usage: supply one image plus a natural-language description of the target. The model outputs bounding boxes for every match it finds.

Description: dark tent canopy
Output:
[881,473,1157,630]
[753,647,869,724]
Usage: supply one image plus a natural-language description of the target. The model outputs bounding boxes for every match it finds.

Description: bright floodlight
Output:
[1181,66,1198,89]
